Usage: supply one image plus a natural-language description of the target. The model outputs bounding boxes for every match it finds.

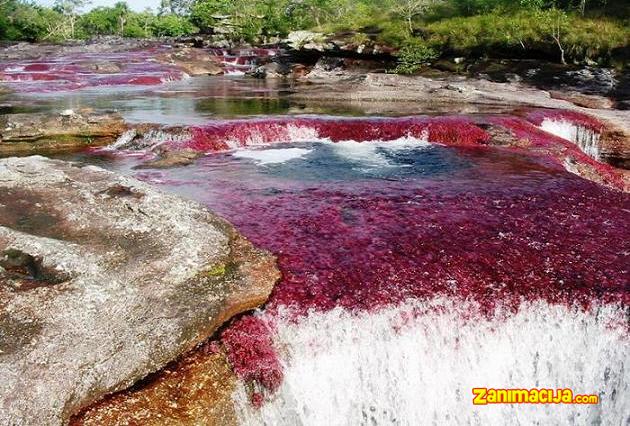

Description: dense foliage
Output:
[0,0,198,41]
[0,0,627,67]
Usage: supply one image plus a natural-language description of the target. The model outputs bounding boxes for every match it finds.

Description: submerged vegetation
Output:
[0,0,627,67]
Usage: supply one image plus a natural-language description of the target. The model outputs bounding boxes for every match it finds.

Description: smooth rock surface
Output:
[0,156,279,425]
[71,343,239,426]
[0,111,127,155]
[157,47,223,76]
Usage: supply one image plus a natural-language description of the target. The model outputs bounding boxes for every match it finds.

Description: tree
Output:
[152,13,197,36]
[160,0,193,16]
[54,0,89,38]
[394,0,442,34]
[538,8,569,64]
[113,2,129,35]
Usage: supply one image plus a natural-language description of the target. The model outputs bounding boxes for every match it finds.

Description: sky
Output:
[34,0,161,12]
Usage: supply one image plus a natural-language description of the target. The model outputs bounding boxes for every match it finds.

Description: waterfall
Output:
[539,118,602,160]
[232,300,628,425]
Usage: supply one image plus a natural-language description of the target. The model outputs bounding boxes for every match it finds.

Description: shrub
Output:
[424,10,629,64]
[151,14,198,37]
[394,40,439,74]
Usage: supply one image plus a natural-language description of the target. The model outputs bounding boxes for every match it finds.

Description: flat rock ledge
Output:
[0,156,279,425]
[0,111,126,156]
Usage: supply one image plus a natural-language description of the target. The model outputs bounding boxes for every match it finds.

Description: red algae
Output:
[202,146,628,396]
[221,316,283,395]
[489,115,625,190]
[98,112,629,402]
[184,116,490,152]
[0,46,281,92]
[523,108,604,132]
[0,49,185,92]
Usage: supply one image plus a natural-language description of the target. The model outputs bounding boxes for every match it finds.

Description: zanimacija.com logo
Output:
[472,388,599,405]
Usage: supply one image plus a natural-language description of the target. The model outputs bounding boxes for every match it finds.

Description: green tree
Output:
[394,0,443,34]
[152,13,197,36]
[54,0,89,38]
[537,8,569,63]
[113,2,129,35]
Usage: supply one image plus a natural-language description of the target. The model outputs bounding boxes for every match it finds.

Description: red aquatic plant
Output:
[489,115,624,190]
[523,108,604,132]
[104,113,629,403]
[184,116,490,152]
[0,49,186,92]
[221,316,283,393]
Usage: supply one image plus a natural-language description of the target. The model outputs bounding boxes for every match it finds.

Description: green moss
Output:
[203,261,238,279]
[205,263,228,277]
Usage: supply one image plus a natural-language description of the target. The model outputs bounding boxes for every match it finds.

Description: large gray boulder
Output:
[0,156,279,425]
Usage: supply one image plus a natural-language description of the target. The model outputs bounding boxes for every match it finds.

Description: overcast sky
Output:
[34,0,161,12]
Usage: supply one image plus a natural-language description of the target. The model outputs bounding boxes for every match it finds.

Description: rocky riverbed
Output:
[0,40,628,425]
[0,156,279,424]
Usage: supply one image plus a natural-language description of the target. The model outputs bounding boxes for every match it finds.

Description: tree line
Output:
[0,0,627,67]
[0,0,196,41]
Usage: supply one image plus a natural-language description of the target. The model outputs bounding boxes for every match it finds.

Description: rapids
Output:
[1,52,627,424]
[67,119,629,424]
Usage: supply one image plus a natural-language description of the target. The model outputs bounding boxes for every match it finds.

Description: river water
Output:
[66,120,628,425]
[2,57,628,425]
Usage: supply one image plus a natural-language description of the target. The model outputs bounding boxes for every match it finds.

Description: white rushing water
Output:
[233,300,629,425]
[331,136,431,169]
[233,148,313,164]
[230,135,431,168]
[539,119,602,160]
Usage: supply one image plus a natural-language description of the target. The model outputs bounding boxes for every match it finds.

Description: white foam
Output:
[540,119,601,160]
[5,66,25,72]
[225,125,321,148]
[109,129,138,150]
[224,70,247,76]
[233,147,313,164]
[233,300,629,425]
[331,135,431,169]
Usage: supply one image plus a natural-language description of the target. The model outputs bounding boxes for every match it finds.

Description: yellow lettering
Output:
[539,390,548,403]
[553,389,562,403]
[472,388,487,405]
[513,389,528,403]
[561,389,573,403]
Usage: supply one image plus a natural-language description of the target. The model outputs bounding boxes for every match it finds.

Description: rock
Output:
[0,157,279,425]
[71,341,239,425]
[314,57,345,72]
[86,62,122,74]
[616,100,630,110]
[286,31,331,51]
[249,61,290,79]
[0,111,126,155]
[505,73,522,83]
[302,57,370,81]
[291,64,310,79]
[156,47,223,76]
[585,57,598,67]
[0,38,155,61]
[285,30,395,60]
[565,67,616,94]
[136,149,202,169]
[549,90,614,109]
[60,109,76,117]
[109,126,193,152]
